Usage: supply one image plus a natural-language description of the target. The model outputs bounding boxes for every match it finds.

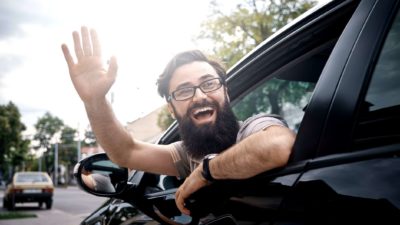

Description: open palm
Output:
[61,27,118,104]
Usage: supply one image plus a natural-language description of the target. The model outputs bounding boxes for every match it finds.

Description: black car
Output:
[74,0,400,224]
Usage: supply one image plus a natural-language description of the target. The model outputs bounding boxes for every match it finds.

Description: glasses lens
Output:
[173,87,195,101]
[200,78,222,92]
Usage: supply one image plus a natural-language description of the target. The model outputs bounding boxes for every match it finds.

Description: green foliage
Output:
[59,125,78,167]
[33,112,64,173]
[157,105,175,131]
[0,212,37,220]
[197,0,317,68]
[232,78,315,121]
[0,102,30,177]
[33,112,64,150]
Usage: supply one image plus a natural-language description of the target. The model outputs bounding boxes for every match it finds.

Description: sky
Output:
[0,0,214,137]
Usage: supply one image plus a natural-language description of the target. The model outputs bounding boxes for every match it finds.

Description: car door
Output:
[173,1,375,224]
[156,0,366,224]
[277,0,400,224]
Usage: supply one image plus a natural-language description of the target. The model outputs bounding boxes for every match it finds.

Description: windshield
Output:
[16,173,49,183]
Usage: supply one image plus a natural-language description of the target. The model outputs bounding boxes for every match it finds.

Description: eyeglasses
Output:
[168,78,224,101]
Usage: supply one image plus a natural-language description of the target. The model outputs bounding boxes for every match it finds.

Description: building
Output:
[125,105,166,143]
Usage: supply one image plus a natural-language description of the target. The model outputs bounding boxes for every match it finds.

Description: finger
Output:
[176,194,190,215]
[90,29,101,57]
[81,26,93,56]
[61,44,75,71]
[175,187,190,215]
[73,31,84,61]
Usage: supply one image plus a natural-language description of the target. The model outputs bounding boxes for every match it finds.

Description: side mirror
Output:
[73,153,129,197]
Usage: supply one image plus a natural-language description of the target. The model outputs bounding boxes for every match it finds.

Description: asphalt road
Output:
[0,185,108,225]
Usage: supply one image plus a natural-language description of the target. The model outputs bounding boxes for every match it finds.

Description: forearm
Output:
[210,126,295,180]
[84,98,136,167]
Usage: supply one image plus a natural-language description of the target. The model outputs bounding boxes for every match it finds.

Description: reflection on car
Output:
[75,0,400,224]
[2,171,54,210]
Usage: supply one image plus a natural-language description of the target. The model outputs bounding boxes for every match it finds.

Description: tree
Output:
[59,125,78,166]
[0,101,30,179]
[232,79,315,121]
[197,0,317,68]
[33,112,64,173]
[196,0,317,120]
[157,105,175,131]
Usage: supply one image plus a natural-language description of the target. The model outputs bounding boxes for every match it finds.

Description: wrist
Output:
[202,153,218,182]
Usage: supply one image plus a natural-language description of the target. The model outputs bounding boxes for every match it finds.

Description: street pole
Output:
[54,143,58,186]
[38,156,42,172]
[77,130,81,163]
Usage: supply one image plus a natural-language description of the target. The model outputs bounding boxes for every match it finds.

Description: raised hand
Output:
[61,26,118,104]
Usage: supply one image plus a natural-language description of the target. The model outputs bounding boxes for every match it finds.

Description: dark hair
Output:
[157,50,227,100]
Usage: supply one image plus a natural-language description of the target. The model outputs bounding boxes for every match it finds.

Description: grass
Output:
[0,211,37,220]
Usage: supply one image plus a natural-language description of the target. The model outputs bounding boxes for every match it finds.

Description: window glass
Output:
[232,77,315,132]
[16,173,49,182]
[365,11,400,111]
[354,10,400,148]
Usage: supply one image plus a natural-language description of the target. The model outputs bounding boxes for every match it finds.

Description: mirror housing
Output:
[73,153,129,197]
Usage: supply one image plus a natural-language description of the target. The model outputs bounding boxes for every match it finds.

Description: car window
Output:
[232,77,315,131]
[353,9,400,149]
[16,173,50,183]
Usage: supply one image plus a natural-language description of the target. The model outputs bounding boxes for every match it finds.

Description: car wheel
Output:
[45,199,52,209]
[2,198,8,209]
[7,198,15,210]
[38,202,43,208]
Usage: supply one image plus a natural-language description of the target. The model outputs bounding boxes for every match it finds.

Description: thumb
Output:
[108,56,118,79]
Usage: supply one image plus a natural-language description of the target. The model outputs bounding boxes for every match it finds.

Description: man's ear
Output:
[167,103,176,119]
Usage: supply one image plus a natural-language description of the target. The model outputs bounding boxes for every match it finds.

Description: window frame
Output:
[311,0,400,157]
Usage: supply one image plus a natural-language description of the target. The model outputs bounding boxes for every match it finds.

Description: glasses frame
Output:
[167,77,224,101]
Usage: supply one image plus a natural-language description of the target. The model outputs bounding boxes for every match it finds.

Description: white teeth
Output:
[193,107,213,115]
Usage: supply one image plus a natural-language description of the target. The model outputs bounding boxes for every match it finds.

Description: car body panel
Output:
[318,0,400,155]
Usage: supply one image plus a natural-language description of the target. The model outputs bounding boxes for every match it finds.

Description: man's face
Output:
[167,61,239,158]
[167,61,227,125]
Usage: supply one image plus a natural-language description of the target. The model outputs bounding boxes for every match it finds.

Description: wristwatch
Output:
[202,153,218,182]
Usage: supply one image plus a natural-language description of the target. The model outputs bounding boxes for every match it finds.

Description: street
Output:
[0,186,107,225]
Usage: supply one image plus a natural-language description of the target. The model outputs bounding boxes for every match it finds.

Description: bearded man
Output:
[61,27,295,215]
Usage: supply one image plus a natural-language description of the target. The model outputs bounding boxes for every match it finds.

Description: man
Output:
[61,26,295,215]
[81,169,116,193]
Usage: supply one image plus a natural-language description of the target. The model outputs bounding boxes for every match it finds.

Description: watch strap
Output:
[202,154,217,181]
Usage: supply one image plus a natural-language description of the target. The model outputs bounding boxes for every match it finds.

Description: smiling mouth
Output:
[191,106,215,122]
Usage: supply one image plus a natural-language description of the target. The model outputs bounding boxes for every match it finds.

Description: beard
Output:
[175,98,239,160]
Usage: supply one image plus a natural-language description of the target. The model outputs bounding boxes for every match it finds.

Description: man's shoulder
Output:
[240,113,287,127]
[242,113,284,122]
[237,113,288,141]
